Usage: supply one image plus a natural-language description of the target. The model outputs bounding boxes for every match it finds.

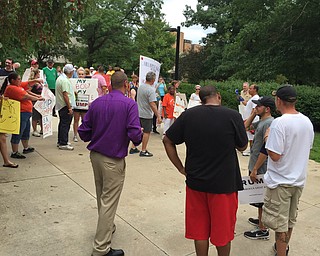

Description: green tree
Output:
[184,0,320,85]
[133,18,176,75]
[70,0,167,70]
[0,0,91,61]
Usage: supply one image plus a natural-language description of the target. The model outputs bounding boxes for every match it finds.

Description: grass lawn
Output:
[310,132,320,163]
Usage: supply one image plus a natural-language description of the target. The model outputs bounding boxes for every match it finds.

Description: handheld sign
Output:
[238,175,267,204]
[70,78,98,110]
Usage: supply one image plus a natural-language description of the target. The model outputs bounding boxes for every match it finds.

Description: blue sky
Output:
[162,0,215,44]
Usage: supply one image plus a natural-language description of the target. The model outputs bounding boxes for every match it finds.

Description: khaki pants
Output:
[90,151,126,256]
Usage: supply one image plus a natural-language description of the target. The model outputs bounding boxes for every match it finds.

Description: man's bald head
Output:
[111,71,128,89]
[199,86,219,104]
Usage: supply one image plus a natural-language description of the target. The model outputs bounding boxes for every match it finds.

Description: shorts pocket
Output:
[262,195,280,230]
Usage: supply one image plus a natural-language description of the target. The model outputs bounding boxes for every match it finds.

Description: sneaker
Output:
[23,147,35,154]
[248,217,259,226]
[139,150,153,157]
[57,142,71,147]
[244,229,269,240]
[73,136,78,142]
[32,131,41,137]
[58,145,74,150]
[273,243,289,255]
[242,151,250,156]
[129,148,140,154]
[11,152,26,159]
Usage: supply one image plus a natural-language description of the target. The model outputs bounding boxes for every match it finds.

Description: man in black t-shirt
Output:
[163,85,247,256]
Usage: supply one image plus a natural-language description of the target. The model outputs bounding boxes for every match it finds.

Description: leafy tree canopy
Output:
[184,0,320,85]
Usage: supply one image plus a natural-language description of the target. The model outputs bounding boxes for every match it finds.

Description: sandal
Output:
[3,163,19,168]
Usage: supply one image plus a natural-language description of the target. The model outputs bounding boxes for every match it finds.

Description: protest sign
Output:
[70,78,98,110]
[139,56,161,86]
[34,86,56,138]
[0,99,20,134]
[187,99,201,109]
[238,175,267,204]
[22,68,44,82]
[0,76,7,90]
[173,93,187,118]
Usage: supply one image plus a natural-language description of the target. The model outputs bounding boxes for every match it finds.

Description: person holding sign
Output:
[243,96,275,240]
[263,86,314,256]
[163,86,248,256]
[78,71,142,256]
[4,72,44,159]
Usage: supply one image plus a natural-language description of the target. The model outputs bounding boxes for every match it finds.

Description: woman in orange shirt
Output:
[4,72,44,159]
[162,86,176,136]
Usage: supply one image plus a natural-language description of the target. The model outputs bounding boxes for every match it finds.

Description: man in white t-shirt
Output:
[262,85,314,256]
[242,84,259,156]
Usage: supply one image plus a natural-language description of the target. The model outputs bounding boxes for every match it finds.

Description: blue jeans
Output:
[58,106,73,145]
[11,112,32,144]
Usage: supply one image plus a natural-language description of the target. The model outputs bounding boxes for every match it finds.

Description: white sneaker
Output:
[242,152,250,156]
[32,131,41,137]
[58,145,74,150]
[57,142,71,147]
[73,136,78,142]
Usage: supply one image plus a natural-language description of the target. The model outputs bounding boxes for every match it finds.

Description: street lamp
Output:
[166,26,180,80]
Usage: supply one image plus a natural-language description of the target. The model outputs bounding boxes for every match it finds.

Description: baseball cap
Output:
[252,96,275,109]
[90,66,94,70]
[276,85,297,102]
[31,60,38,65]
[47,59,54,63]
[64,64,74,73]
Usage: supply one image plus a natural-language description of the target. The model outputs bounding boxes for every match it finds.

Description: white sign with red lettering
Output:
[139,56,161,86]
[34,86,56,138]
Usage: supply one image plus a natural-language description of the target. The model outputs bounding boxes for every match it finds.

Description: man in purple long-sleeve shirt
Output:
[78,71,142,256]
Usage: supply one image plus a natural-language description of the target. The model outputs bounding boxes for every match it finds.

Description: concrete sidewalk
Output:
[1,121,320,256]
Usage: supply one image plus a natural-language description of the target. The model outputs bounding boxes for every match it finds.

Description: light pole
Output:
[166,26,180,80]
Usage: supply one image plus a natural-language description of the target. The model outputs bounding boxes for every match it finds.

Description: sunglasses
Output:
[196,89,200,91]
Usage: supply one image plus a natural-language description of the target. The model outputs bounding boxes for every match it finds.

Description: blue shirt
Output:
[78,90,142,158]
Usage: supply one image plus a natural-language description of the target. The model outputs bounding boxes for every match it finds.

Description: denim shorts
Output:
[11,112,32,144]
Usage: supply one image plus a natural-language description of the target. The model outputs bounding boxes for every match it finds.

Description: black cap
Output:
[252,96,275,109]
[47,59,54,63]
[276,85,297,102]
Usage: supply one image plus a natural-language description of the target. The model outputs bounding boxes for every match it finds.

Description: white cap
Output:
[90,66,94,70]
[64,64,74,73]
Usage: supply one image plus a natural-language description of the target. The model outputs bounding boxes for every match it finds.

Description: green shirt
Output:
[55,74,75,111]
[43,67,58,89]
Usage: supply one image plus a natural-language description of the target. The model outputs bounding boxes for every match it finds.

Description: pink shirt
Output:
[92,73,107,97]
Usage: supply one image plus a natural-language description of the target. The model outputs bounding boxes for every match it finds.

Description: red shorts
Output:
[185,186,238,246]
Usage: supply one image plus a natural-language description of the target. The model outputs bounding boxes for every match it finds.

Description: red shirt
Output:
[4,82,33,113]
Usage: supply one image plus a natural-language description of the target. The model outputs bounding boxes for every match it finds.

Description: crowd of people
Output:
[0,57,315,256]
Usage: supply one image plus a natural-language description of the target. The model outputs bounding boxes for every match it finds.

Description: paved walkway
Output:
[1,120,320,256]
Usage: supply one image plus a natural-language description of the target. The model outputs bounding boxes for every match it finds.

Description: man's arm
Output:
[244,108,257,129]
[102,86,108,95]
[162,135,186,176]
[267,150,281,162]
[62,91,73,115]
[150,101,161,123]
[250,152,268,182]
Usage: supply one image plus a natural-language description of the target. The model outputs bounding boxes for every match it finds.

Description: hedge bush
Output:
[179,80,320,131]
